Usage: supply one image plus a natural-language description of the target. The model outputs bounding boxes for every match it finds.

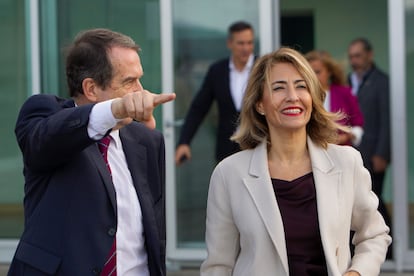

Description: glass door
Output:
[162,0,276,263]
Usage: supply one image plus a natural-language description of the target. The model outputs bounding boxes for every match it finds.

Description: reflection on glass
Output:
[0,0,26,238]
[173,0,259,248]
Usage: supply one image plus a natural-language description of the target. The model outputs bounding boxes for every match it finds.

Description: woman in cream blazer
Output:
[200,48,391,276]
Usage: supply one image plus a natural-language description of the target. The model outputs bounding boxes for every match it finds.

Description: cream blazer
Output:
[200,137,391,276]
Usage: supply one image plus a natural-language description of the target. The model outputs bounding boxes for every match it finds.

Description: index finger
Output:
[153,93,176,107]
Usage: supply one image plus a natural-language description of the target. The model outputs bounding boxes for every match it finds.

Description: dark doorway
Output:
[281,13,314,54]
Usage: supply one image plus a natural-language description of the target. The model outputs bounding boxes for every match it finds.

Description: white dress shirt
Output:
[350,72,360,95]
[229,54,254,111]
[87,99,149,276]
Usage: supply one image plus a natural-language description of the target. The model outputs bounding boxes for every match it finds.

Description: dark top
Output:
[271,173,328,276]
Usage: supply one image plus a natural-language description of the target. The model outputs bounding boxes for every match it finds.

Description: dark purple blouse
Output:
[271,172,328,276]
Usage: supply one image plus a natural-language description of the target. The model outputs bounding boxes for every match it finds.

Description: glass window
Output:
[0,0,26,238]
[41,0,163,123]
[172,0,260,248]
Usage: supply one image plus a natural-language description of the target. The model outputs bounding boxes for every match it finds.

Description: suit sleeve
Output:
[177,65,216,146]
[348,150,392,276]
[15,95,95,172]
[375,74,391,162]
[200,164,240,276]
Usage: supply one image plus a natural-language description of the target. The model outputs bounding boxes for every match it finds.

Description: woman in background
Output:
[200,47,391,276]
[306,50,364,146]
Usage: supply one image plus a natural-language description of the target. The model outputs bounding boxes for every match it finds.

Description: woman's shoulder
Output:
[219,147,255,166]
[326,143,362,161]
[330,84,353,95]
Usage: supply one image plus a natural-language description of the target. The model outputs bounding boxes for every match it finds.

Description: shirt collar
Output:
[229,54,254,71]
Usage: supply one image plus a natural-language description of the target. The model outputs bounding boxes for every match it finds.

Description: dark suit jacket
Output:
[9,94,166,276]
[349,65,391,172]
[177,58,242,162]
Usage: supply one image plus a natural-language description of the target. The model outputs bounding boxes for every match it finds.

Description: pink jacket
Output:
[330,84,364,128]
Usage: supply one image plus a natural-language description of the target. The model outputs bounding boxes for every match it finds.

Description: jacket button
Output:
[92,267,101,275]
[108,227,116,236]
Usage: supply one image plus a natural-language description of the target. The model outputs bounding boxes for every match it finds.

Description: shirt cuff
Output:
[351,126,364,147]
[87,99,122,140]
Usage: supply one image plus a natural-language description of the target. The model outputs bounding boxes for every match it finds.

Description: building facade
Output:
[0,0,413,271]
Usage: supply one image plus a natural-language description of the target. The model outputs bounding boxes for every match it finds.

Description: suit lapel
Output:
[119,126,161,264]
[307,138,341,273]
[222,62,238,112]
[119,128,156,219]
[242,142,289,274]
[86,145,117,212]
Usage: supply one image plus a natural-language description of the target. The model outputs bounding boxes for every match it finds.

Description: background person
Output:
[8,28,175,275]
[306,50,364,146]
[201,47,391,276]
[175,21,255,164]
[348,37,392,258]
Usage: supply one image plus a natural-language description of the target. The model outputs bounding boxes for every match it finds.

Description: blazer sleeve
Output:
[345,88,364,127]
[15,94,95,172]
[200,164,240,276]
[348,149,392,276]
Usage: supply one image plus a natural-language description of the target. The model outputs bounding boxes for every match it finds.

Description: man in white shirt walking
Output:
[175,21,256,164]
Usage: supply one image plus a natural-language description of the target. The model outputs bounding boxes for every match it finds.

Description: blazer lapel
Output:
[307,138,341,273]
[119,128,156,220]
[86,145,117,212]
[242,142,289,274]
[119,127,161,264]
[223,62,238,112]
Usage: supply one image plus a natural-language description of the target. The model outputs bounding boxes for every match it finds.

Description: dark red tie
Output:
[98,136,117,276]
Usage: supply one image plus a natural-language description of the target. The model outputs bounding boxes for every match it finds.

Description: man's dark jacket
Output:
[349,65,391,172]
[8,94,166,275]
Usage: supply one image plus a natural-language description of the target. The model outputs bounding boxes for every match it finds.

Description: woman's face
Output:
[309,59,330,90]
[257,62,313,134]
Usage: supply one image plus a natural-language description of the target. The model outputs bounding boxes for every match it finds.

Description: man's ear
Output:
[82,78,98,102]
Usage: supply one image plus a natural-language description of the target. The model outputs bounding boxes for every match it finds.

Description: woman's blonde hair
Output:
[305,50,346,85]
[231,47,345,149]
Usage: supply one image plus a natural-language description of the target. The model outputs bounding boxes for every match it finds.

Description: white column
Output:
[28,0,41,95]
[388,0,407,272]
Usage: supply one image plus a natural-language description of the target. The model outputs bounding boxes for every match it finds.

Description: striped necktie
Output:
[98,136,117,276]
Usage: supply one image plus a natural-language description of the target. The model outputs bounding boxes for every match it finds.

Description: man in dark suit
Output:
[348,37,392,258]
[8,28,175,275]
[175,21,255,164]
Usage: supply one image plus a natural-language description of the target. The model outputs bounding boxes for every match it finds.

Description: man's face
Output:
[91,46,144,127]
[227,29,254,66]
[95,46,144,102]
[348,42,373,75]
